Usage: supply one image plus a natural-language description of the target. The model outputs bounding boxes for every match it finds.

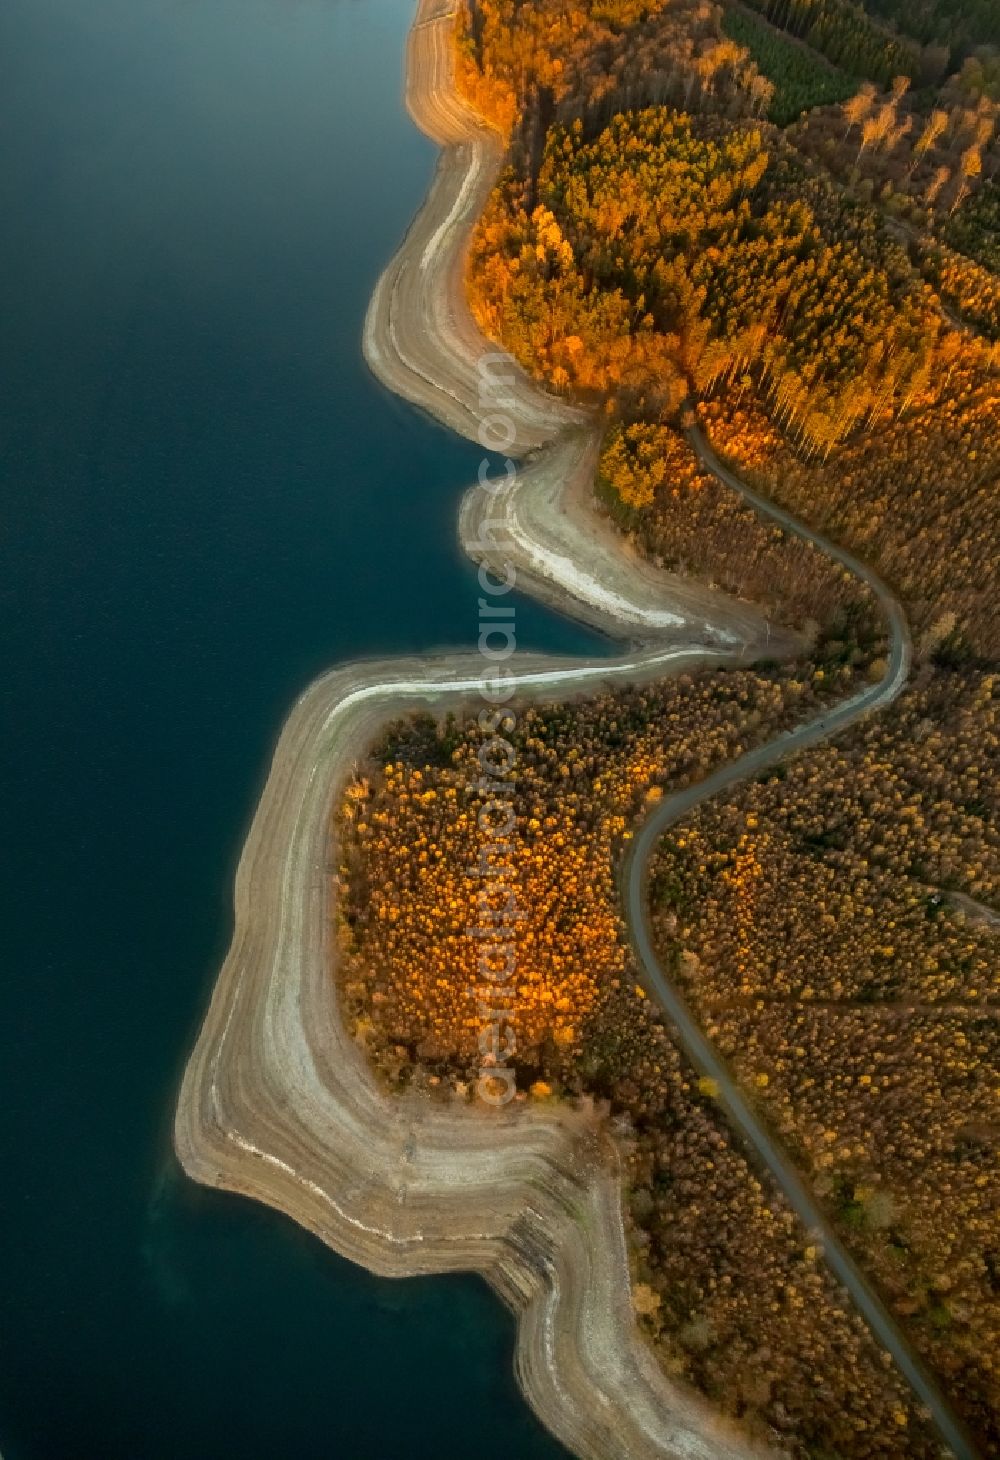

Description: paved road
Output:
[621,427,981,1460]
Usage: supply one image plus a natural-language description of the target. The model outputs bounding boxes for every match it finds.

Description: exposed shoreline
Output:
[170,0,989,1452]
[457,428,799,652]
[174,0,783,1454]
[364,0,792,657]
[173,652,765,1460]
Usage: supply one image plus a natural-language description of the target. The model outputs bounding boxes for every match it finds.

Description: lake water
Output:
[0,0,598,1453]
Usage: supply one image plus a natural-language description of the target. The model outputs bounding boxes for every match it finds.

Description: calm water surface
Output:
[0,0,597,1453]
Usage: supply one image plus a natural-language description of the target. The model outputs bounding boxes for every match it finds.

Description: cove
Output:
[0,0,599,1454]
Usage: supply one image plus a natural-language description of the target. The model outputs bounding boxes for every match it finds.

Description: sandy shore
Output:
[364,0,794,657]
[176,2,783,1456]
[459,428,801,652]
[170,0,985,1451]
[176,649,769,1460]
[362,0,580,454]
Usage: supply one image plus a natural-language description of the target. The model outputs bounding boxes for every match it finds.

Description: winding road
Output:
[623,431,980,1460]
[176,0,984,1454]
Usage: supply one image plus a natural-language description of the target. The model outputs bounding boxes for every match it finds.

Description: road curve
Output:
[176,643,773,1460]
[175,0,982,1452]
[623,768,981,1460]
[621,433,980,1460]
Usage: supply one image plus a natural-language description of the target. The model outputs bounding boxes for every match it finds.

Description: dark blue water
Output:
[0,1,597,1454]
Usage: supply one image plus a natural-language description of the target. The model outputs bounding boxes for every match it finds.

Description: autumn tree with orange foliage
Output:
[697,331,1000,659]
[649,667,1000,1451]
[337,666,850,1080]
[469,108,941,456]
[456,0,770,135]
[347,4,1000,1451]
[334,664,946,1457]
[597,418,883,644]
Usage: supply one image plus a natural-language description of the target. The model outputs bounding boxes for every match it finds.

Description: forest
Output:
[469,109,942,458]
[337,667,849,1070]
[945,181,1000,272]
[860,0,1000,57]
[735,0,921,88]
[698,340,1000,659]
[462,0,1000,650]
[335,667,983,1455]
[332,0,1000,1451]
[597,418,884,645]
[648,666,1000,1444]
[721,7,856,124]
